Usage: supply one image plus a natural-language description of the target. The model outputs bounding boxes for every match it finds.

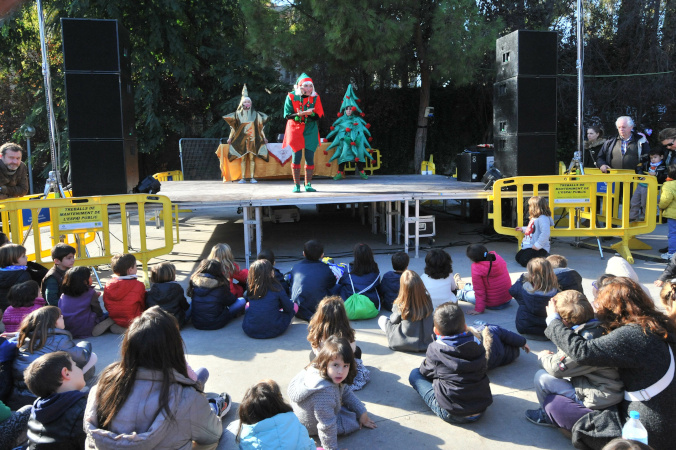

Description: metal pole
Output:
[25,136,34,194]
[576,0,584,166]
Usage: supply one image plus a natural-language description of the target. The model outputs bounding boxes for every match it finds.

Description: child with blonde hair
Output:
[509,257,559,338]
[378,270,434,352]
[187,259,245,330]
[515,196,554,267]
[208,243,248,297]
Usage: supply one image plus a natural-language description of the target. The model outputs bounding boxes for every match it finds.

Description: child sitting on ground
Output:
[515,196,554,267]
[59,266,118,338]
[546,254,583,293]
[334,243,381,310]
[0,244,31,312]
[146,262,190,328]
[420,249,457,307]
[408,302,493,424]
[467,323,530,370]
[2,281,45,333]
[236,379,315,449]
[509,257,559,338]
[0,335,15,402]
[288,335,376,450]
[308,296,370,390]
[378,270,434,352]
[458,244,512,315]
[242,259,296,339]
[41,243,76,306]
[377,251,409,311]
[23,351,88,448]
[525,290,623,426]
[208,243,249,297]
[630,147,667,222]
[103,253,146,331]
[187,259,246,330]
[257,248,290,296]
[0,400,31,450]
[290,240,336,321]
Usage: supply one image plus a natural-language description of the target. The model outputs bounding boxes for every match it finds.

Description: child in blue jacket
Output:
[290,240,336,321]
[377,251,408,311]
[334,243,381,310]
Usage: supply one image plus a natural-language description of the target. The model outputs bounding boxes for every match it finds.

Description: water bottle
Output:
[621,410,648,445]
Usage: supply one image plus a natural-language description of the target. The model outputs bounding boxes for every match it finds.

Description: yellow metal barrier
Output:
[0,194,176,284]
[153,170,184,181]
[343,149,381,175]
[489,174,658,263]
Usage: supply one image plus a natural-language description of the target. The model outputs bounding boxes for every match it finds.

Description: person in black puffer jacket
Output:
[187,260,245,330]
[146,262,190,328]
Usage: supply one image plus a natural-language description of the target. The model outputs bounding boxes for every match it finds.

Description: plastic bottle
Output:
[621,410,648,445]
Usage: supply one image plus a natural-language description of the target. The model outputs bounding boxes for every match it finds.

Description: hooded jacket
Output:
[553,267,583,293]
[84,368,222,449]
[290,259,336,321]
[287,366,366,450]
[27,390,87,449]
[377,270,402,311]
[238,411,316,450]
[469,252,512,313]
[242,288,294,339]
[145,281,190,327]
[189,274,237,330]
[103,276,146,328]
[384,303,434,352]
[59,287,104,338]
[509,276,559,336]
[0,266,31,310]
[419,334,493,415]
[660,179,676,220]
[470,324,527,370]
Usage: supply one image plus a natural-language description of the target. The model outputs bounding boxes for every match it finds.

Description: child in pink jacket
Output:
[458,244,512,315]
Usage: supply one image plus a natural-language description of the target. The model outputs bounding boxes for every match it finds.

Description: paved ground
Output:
[84,201,669,449]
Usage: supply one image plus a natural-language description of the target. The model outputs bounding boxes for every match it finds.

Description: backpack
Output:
[344,268,379,320]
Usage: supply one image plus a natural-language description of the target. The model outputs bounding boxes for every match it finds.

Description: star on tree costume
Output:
[326,85,373,180]
[222,85,269,183]
[283,73,324,192]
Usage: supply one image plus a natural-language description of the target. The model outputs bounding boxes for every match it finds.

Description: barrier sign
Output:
[58,205,103,231]
[553,183,590,206]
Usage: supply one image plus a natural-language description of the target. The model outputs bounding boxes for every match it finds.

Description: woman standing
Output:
[585,126,606,168]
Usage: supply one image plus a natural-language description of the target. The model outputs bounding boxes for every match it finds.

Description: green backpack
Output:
[344,269,380,320]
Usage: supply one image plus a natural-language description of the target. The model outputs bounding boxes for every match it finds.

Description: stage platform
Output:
[160,175,492,264]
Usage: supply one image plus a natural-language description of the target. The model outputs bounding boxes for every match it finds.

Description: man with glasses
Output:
[596,116,650,173]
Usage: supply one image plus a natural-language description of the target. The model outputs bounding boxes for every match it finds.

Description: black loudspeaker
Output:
[496,30,557,82]
[69,140,139,197]
[494,134,557,178]
[62,18,138,196]
[457,151,494,183]
[493,77,557,134]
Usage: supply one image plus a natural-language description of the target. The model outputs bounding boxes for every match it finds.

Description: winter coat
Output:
[103,276,146,328]
[546,322,676,450]
[521,215,554,252]
[273,267,290,296]
[290,259,336,321]
[0,267,31,310]
[333,265,381,310]
[636,159,668,184]
[553,267,584,293]
[2,297,46,333]
[13,329,92,393]
[470,324,526,370]
[596,131,649,170]
[287,366,367,450]
[59,288,105,338]
[541,320,623,410]
[238,411,316,450]
[509,276,558,336]
[420,274,457,308]
[189,274,237,330]
[377,271,402,311]
[384,303,434,352]
[229,263,248,298]
[0,160,28,199]
[418,334,493,415]
[41,266,66,306]
[242,288,295,339]
[27,390,87,449]
[146,281,189,327]
[469,252,512,313]
[659,179,676,219]
[84,368,222,449]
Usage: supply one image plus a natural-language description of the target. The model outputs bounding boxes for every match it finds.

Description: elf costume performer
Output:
[326,84,373,180]
[223,85,269,183]
[283,73,324,192]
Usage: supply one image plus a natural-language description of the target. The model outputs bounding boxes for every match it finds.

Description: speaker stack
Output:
[62,18,139,197]
[493,30,558,177]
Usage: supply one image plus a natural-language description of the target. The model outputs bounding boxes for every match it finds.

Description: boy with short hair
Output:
[409,302,493,424]
[546,254,583,293]
[378,251,409,311]
[289,240,336,321]
[257,248,290,295]
[103,253,146,330]
[631,148,667,222]
[41,243,76,306]
[24,351,87,448]
[525,290,623,426]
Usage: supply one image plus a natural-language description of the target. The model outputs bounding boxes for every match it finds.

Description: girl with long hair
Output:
[187,259,245,330]
[515,196,554,267]
[208,243,248,297]
[509,257,559,338]
[333,243,381,310]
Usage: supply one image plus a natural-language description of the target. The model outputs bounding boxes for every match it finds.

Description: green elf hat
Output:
[294,73,316,96]
[339,84,362,115]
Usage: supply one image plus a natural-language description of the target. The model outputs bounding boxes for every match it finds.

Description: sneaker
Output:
[209,392,231,419]
[660,246,669,253]
[661,252,674,260]
[525,408,555,427]
[238,178,246,184]
[250,178,257,184]
[304,183,316,192]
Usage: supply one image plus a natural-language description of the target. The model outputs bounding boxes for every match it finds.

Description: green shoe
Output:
[333,173,344,181]
[359,171,369,180]
[292,184,301,193]
[304,183,316,192]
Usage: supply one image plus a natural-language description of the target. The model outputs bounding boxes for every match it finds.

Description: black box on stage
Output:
[457,151,494,183]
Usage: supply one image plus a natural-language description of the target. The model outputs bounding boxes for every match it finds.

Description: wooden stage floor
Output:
[160,174,490,208]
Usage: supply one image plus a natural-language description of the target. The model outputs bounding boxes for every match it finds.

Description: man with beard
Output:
[0,143,28,200]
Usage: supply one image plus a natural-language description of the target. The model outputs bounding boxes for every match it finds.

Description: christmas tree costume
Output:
[326,84,373,181]
[223,85,269,183]
[283,73,324,192]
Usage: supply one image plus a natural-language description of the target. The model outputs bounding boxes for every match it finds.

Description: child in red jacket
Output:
[208,243,248,297]
[103,254,145,332]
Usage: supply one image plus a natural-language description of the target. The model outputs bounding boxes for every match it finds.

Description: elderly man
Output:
[596,116,650,172]
[0,143,28,200]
